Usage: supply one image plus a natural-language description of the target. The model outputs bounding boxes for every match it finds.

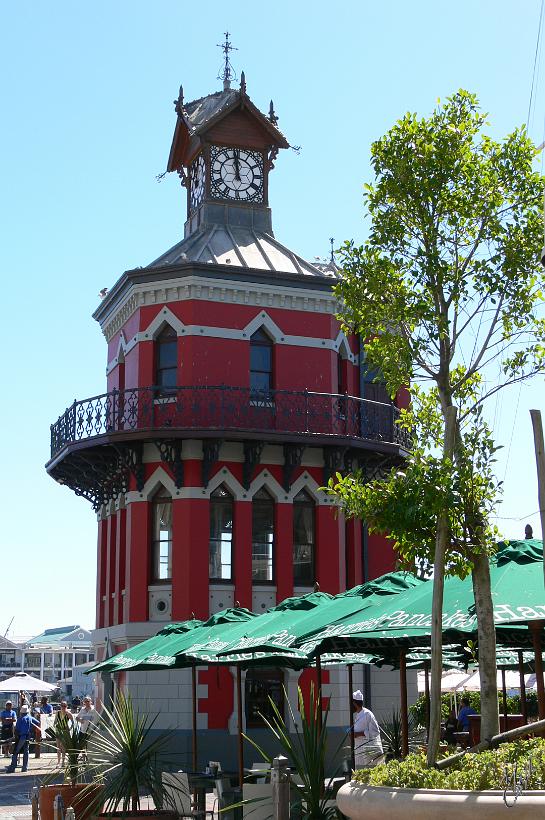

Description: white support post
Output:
[271,755,290,820]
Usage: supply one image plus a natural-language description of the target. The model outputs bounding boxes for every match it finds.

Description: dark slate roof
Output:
[148,225,339,279]
[184,89,238,133]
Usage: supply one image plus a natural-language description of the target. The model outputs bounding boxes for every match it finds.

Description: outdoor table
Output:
[453,731,470,749]
[186,771,239,812]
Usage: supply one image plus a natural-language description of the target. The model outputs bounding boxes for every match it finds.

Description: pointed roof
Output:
[148,224,338,279]
[167,85,289,171]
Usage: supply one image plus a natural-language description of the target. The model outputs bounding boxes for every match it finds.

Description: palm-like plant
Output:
[244,685,346,820]
[83,693,180,815]
[45,716,89,785]
[380,709,421,761]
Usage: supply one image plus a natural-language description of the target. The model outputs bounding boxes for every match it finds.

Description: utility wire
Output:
[527,0,545,128]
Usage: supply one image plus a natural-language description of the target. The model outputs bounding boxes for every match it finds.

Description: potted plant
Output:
[40,716,103,820]
[243,685,347,820]
[83,693,182,820]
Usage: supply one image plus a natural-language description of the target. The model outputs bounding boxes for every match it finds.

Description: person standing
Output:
[352,690,384,769]
[54,701,73,767]
[5,705,39,773]
[75,697,99,741]
[0,702,16,758]
[39,697,53,718]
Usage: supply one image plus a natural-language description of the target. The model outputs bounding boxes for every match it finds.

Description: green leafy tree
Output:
[331,90,545,763]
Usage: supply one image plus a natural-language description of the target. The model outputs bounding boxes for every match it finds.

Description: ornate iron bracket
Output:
[323,446,349,486]
[202,439,223,488]
[155,439,185,489]
[283,443,306,491]
[243,441,265,490]
[114,443,145,492]
[357,455,393,484]
[267,145,279,171]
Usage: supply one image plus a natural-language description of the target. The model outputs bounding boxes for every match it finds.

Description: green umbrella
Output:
[89,618,204,673]
[298,540,545,656]
[213,572,424,664]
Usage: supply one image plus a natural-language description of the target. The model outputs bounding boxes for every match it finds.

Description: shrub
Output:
[354,738,545,790]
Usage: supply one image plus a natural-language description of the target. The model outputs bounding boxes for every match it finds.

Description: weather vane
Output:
[330,237,335,263]
[217,32,238,90]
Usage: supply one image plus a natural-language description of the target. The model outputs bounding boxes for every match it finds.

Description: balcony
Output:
[47,386,411,509]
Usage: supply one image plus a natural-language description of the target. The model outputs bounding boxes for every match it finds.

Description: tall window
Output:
[209,486,234,581]
[250,328,273,397]
[252,488,274,582]
[293,489,315,586]
[155,325,178,395]
[152,491,172,581]
[337,353,347,395]
[245,669,284,727]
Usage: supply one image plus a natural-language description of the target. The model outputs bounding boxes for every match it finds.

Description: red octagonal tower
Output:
[46,69,412,762]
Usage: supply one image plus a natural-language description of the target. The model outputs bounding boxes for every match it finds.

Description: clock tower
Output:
[46,50,413,767]
[167,70,288,238]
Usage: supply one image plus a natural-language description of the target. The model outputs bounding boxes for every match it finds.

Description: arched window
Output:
[250,328,273,397]
[151,489,172,581]
[252,487,274,582]
[293,489,315,586]
[155,325,178,395]
[337,352,347,395]
[209,485,234,581]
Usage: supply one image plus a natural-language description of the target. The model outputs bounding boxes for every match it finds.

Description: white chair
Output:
[242,783,273,820]
[162,772,214,819]
[249,761,271,783]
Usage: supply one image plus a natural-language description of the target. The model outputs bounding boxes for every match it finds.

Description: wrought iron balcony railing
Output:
[50,386,411,459]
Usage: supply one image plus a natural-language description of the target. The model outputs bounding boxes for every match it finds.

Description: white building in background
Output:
[0,625,94,691]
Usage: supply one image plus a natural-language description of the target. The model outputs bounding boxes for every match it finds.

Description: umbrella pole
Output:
[518,650,528,724]
[316,654,323,734]
[236,667,244,788]
[399,649,409,758]
[530,622,545,720]
[424,662,430,742]
[191,665,197,772]
[501,668,508,725]
[348,664,355,771]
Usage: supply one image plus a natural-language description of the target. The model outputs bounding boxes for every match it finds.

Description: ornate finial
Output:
[217,31,238,90]
[268,100,278,126]
[329,238,335,263]
[240,70,246,95]
[174,85,184,115]
[314,581,320,592]
[191,611,195,619]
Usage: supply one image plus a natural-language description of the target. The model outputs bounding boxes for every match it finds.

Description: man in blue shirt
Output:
[457,696,477,732]
[39,697,53,717]
[5,705,39,773]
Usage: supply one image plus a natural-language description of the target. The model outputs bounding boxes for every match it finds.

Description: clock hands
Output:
[233,148,241,182]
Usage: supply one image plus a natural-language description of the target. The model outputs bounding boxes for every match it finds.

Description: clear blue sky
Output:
[2,0,545,638]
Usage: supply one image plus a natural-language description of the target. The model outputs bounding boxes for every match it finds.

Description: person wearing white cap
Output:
[4,705,39,773]
[352,690,384,769]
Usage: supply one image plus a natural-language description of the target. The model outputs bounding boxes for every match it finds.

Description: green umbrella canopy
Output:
[213,571,424,664]
[87,609,255,674]
[300,540,545,657]
[88,619,204,673]
[180,591,335,668]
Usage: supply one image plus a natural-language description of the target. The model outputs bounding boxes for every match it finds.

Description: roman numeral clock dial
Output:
[210,146,264,202]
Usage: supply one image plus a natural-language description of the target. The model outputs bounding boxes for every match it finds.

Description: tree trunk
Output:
[471,552,499,741]
[427,406,457,766]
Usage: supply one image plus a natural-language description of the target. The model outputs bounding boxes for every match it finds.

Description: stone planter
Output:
[336,781,545,819]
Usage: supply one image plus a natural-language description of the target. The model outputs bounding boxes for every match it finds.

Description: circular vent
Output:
[77,632,85,640]
[156,600,167,613]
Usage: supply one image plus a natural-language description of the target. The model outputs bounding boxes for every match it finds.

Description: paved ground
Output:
[0,752,61,820]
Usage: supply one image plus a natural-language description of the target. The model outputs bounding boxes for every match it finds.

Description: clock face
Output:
[210,146,264,202]
[189,154,206,211]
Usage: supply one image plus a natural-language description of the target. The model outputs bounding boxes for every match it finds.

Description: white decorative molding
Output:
[106,307,358,374]
[125,466,177,504]
[100,274,342,343]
